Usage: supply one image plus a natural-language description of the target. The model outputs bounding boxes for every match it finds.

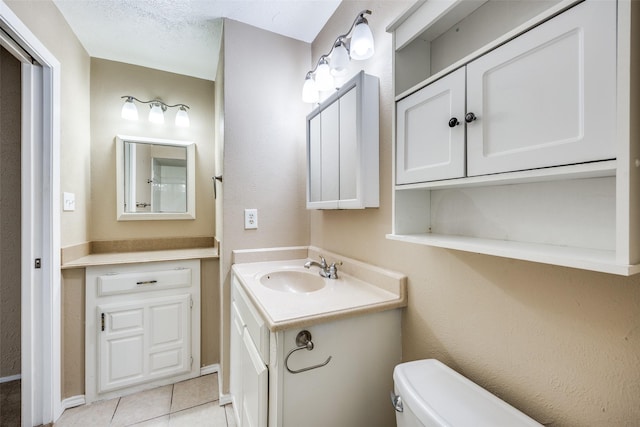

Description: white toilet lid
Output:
[393,359,542,427]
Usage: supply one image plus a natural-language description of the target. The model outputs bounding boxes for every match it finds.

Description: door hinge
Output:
[190,356,193,367]
[190,298,193,309]
[101,313,105,332]
[34,258,41,269]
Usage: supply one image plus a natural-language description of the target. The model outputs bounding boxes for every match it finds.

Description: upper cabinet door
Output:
[465,0,616,177]
[396,67,466,184]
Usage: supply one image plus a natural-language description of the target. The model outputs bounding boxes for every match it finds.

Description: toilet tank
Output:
[392,359,543,427]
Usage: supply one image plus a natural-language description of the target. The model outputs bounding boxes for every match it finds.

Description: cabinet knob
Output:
[448,117,460,128]
[465,112,477,123]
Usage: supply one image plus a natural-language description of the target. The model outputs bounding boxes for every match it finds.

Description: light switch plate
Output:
[244,208,258,229]
[63,192,75,211]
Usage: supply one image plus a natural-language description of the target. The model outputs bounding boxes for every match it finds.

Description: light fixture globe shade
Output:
[330,42,350,76]
[315,61,334,91]
[175,106,190,127]
[148,103,165,124]
[121,99,138,121]
[350,21,375,60]
[302,76,319,103]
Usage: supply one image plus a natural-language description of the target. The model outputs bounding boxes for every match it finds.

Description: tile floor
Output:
[54,374,236,427]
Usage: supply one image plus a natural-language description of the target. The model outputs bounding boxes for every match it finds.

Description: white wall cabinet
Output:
[396,0,616,184]
[85,260,201,403]
[307,71,379,209]
[387,0,640,275]
[230,275,401,427]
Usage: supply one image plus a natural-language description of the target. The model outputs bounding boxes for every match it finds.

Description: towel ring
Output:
[285,330,332,374]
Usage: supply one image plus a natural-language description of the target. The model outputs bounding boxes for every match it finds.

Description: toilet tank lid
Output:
[393,359,542,427]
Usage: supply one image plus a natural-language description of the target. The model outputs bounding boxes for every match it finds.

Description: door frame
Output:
[0,2,61,425]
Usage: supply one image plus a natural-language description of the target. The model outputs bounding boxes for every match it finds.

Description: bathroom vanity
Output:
[83,257,203,403]
[230,248,407,427]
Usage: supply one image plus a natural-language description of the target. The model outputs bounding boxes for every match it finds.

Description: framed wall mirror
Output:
[116,135,196,220]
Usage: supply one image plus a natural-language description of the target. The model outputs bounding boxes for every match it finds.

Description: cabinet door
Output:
[396,67,465,184]
[230,302,245,424]
[466,0,616,176]
[98,294,191,393]
[338,87,358,203]
[241,329,268,427]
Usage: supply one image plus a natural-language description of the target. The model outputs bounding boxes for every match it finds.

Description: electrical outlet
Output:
[244,208,258,229]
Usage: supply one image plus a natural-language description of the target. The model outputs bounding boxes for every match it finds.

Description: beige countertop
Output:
[61,247,218,269]
[232,253,407,331]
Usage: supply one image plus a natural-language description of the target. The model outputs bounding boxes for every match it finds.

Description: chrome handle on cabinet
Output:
[448,117,460,128]
[465,112,477,123]
[285,330,332,374]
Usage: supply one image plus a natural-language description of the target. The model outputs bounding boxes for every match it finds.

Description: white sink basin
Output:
[259,270,325,293]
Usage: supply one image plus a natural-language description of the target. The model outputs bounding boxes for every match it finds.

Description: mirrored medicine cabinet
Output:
[116,135,196,221]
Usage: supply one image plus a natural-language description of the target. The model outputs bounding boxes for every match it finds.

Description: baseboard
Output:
[62,395,85,409]
[219,393,234,406]
[0,374,21,383]
[200,363,219,376]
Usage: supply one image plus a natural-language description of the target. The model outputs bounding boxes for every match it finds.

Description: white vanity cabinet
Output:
[85,260,201,403]
[230,274,401,427]
[307,71,379,209]
[387,0,640,275]
[396,0,616,184]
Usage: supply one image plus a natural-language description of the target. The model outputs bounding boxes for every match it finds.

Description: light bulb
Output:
[175,106,190,127]
[148,103,165,124]
[302,75,319,103]
[121,97,138,121]
[350,19,374,60]
[330,41,350,76]
[315,58,334,91]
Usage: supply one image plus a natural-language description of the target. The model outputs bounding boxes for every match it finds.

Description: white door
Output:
[396,67,465,184]
[338,87,358,203]
[307,99,340,209]
[230,301,245,424]
[241,330,267,427]
[466,0,616,176]
[98,294,191,393]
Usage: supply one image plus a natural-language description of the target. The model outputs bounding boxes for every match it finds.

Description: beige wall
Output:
[0,47,22,378]
[89,58,216,241]
[311,2,640,426]
[6,0,92,248]
[219,19,311,392]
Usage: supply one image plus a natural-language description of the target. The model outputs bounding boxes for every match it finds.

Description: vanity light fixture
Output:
[120,96,191,127]
[302,10,375,103]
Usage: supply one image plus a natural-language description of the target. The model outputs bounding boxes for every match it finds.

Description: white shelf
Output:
[386,233,640,276]
[396,160,616,191]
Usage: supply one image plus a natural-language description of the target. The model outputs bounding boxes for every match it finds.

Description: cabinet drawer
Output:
[233,278,270,365]
[98,268,191,296]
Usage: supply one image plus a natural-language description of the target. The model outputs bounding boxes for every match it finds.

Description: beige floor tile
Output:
[224,404,237,427]
[170,374,219,413]
[54,398,119,427]
[129,415,170,426]
[111,385,173,427]
[169,402,228,426]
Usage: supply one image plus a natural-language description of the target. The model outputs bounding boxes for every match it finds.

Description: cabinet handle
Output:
[136,280,158,286]
[448,117,460,128]
[465,112,477,123]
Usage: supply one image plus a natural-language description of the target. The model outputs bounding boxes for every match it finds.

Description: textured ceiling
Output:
[53,0,342,81]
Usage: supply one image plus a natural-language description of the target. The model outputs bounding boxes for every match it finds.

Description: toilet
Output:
[392,359,543,427]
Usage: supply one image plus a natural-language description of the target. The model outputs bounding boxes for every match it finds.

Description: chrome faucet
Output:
[304,255,342,279]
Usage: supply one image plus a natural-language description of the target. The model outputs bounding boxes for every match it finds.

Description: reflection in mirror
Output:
[116,135,195,221]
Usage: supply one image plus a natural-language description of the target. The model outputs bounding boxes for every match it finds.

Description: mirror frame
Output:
[116,135,196,221]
